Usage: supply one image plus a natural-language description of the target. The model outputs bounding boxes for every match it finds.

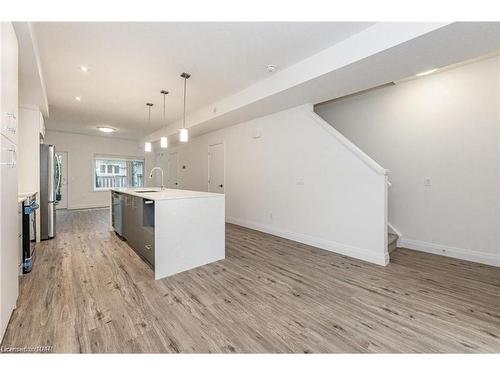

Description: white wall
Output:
[17,107,43,240]
[18,107,42,194]
[153,104,389,265]
[44,130,144,209]
[315,56,500,266]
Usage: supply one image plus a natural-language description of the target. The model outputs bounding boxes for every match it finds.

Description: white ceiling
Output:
[34,22,374,139]
[143,22,500,146]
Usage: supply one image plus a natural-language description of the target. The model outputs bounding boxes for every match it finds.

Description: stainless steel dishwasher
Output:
[111,191,124,237]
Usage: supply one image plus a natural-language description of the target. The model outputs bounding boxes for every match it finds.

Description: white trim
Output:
[92,156,145,191]
[93,154,145,162]
[398,238,500,267]
[226,216,389,266]
[388,222,403,238]
[308,109,388,176]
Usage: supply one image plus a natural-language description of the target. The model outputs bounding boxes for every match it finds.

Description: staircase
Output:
[388,232,398,253]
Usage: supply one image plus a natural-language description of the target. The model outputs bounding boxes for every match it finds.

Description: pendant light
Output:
[144,102,154,153]
[180,72,191,143]
[160,90,169,148]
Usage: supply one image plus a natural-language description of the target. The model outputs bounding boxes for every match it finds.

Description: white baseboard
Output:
[398,238,500,267]
[226,216,389,266]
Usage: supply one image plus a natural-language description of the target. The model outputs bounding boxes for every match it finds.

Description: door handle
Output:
[175,182,178,185]
[218,184,223,188]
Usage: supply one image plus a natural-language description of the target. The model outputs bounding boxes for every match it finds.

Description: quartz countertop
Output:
[111,187,223,201]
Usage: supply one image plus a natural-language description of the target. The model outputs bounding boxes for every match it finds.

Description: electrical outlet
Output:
[424,177,432,187]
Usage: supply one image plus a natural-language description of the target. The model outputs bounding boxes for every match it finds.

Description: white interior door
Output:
[155,152,166,187]
[208,143,224,193]
[55,151,68,209]
[167,152,178,189]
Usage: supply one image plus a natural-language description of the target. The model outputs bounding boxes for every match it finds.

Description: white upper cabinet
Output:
[1,22,19,145]
[0,21,19,341]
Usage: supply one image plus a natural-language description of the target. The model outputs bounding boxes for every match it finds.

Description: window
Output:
[94,157,144,191]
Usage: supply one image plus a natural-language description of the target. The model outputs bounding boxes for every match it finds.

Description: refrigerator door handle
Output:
[47,146,55,202]
[47,201,56,239]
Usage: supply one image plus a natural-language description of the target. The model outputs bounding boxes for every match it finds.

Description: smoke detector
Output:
[266,64,277,73]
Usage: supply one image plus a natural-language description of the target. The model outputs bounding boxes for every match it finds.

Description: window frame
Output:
[93,155,145,192]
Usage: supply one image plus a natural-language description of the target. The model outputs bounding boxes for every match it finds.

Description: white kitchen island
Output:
[111,188,225,280]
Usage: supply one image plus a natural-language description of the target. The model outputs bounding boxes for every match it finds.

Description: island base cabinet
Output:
[110,189,224,280]
[129,196,143,252]
[122,194,132,240]
[117,193,154,267]
[154,195,225,279]
[139,229,155,266]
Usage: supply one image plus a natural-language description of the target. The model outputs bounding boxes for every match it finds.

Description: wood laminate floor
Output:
[2,209,500,353]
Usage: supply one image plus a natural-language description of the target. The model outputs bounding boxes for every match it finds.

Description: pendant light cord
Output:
[180,72,190,130]
[160,90,168,123]
[146,102,153,128]
[183,76,187,129]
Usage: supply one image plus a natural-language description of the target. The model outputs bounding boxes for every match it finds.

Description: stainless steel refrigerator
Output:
[40,144,56,240]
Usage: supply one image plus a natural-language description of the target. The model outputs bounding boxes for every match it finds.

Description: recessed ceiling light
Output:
[75,96,81,101]
[79,66,89,72]
[416,68,437,77]
[266,64,277,73]
[97,126,115,133]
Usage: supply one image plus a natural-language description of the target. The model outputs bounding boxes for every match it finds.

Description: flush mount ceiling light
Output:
[79,65,89,72]
[97,126,115,133]
[179,72,191,143]
[75,96,81,101]
[160,90,169,149]
[145,102,154,153]
[416,68,437,77]
[266,64,277,73]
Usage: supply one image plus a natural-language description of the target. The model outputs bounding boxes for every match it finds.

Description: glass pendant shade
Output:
[145,142,152,153]
[179,128,188,143]
[160,136,168,148]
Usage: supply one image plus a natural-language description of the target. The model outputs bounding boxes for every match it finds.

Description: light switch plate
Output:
[424,177,432,187]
